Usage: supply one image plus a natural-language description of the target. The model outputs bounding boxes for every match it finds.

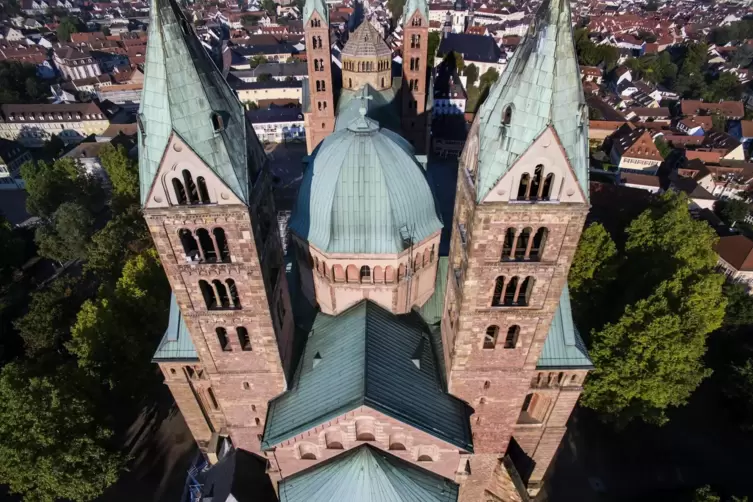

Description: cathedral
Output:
[138,0,592,498]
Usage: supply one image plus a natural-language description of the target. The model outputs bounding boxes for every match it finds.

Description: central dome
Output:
[290,115,442,254]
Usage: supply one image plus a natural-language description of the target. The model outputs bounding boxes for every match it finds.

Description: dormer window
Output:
[211,112,224,133]
[503,105,512,126]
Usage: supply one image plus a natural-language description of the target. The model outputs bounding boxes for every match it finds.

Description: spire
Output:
[402,0,429,23]
[475,0,589,202]
[303,0,328,25]
[138,0,252,205]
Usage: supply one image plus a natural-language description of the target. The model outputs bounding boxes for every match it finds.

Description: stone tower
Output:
[401,0,430,152]
[302,0,335,154]
[443,0,592,498]
[139,0,294,456]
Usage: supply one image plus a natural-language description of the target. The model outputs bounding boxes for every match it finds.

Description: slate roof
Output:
[139,0,256,205]
[279,445,458,502]
[152,293,199,362]
[262,301,473,451]
[246,107,304,124]
[289,99,442,254]
[475,0,589,202]
[436,33,502,64]
[537,286,592,369]
[342,21,392,59]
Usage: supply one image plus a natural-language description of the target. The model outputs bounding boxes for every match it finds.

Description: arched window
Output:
[197,176,210,203]
[423,247,431,265]
[237,326,251,351]
[530,164,544,200]
[389,433,406,450]
[178,229,199,260]
[397,263,406,281]
[172,178,187,205]
[349,78,352,88]
[199,280,216,309]
[333,264,345,282]
[501,228,515,260]
[196,228,217,262]
[542,173,555,200]
[491,276,504,306]
[227,279,240,308]
[213,279,230,308]
[346,264,359,283]
[520,276,534,306]
[360,265,371,282]
[216,327,231,351]
[381,77,385,87]
[316,80,321,92]
[355,419,375,441]
[505,325,520,348]
[298,443,318,460]
[504,276,519,305]
[430,245,435,262]
[517,173,530,201]
[414,253,422,270]
[211,112,224,133]
[207,388,219,410]
[213,228,230,262]
[515,227,532,260]
[503,105,512,125]
[373,266,384,283]
[314,59,319,71]
[183,169,199,204]
[385,266,395,283]
[531,228,547,261]
[325,430,344,449]
[255,417,261,426]
[484,325,498,349]
[417,454,433,462]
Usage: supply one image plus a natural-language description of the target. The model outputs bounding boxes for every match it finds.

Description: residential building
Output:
[433,60,467,115]
[234,80,303,107]
[53,46,103,81]
[230,62,308,82]
[609,124,664,172]
[715,235,753,292]
[0,138,32,189]
[247,107,305,142]
[436,33,507,76]
[0,103,109,147]
[681,99,745,120]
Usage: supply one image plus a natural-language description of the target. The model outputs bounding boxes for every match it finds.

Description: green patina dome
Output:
[290,113,442,255]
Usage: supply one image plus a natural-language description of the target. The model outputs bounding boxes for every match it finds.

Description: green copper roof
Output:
[537,285,593,369]
[152,292,199,362]
[303,0,328,24]
[402,0,429,23]
[279,445,459,502]
[139,0,253,204]
[476,0,589,203]
[289,103,442,254]
[336,83,400,133]
[262,301,473,451]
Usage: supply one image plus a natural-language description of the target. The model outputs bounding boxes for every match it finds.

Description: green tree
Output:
[68,249,170,396]
[654,136,671,159]
[56,16,80,42]
[479,68,500,89]
[43,133,66,159]
[453,51,465,72]
[21,158,104,219]
[387,0,403,20]
[712,112,728,133]
[84,206,149,283]
[464,63,479,88]
[582,192,726,426]
[261,0,276,15]
[250,54,268,68]
[427,31,441,67]
[568,223,618,294]
[704,72,741,102]
[14,277,84,356]
[99,144,139,203]
[715,198,750,225]
[35,202,95,263]
[257,72,273,82]
[695,486,722,502]
[0,61,49,104]
[722,282,753,329]
[0,215,24,284]
[0,360,124,502]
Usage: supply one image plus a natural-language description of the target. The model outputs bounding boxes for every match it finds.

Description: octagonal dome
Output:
[341,21,392,59]
[290,113,442,255]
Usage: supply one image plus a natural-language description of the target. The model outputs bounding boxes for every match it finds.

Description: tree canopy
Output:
[56,16,81,42]
[577,191,726,426]
[99,144,139,203]
[465,63,479,88]
[715,198,750,226]
[574,28,619,70]
[427,31,441,67]
[21,158,104,219]
[35,202,95,263]
[0,61,49,104]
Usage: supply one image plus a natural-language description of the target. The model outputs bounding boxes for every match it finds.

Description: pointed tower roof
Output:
[475,0,589,202]
[402,0,429,23]
[342,21,392,58]
[138,0,251,205]
[303,0,328,25]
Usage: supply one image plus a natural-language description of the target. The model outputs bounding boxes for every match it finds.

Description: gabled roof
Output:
[138,0,253,205]
[537,286,593,369]
[611,124,663,162]
[475,0,589,202]
[262,301,472,451]
[152,293,199,362]
[278,445,459,502]
[715,235,753,271]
